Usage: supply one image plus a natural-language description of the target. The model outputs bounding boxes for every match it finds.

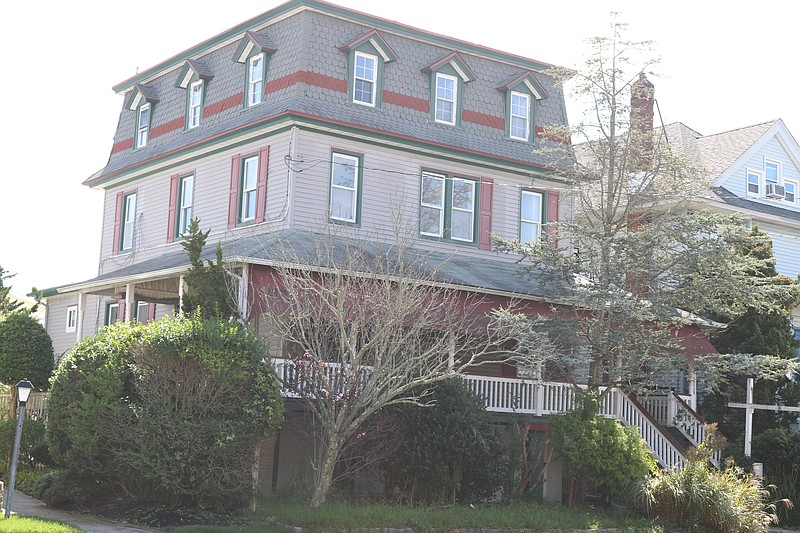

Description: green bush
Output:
[751,428,800,525]
[46,315,284,510]
[635,458,778,533]
[0,419,51,476]
[549,410,656,505]
[0,312,53,388]
[382,377,515,505]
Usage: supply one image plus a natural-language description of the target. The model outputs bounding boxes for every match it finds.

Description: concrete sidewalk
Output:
[6,491,153,533]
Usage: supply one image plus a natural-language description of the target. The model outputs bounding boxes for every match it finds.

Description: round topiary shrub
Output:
[46,315,284,510]
[0,312,53,388]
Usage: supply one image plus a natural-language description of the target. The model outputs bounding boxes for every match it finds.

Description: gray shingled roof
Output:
[711,186,800,222]
[67,229,558,299]
[669,120,776,179]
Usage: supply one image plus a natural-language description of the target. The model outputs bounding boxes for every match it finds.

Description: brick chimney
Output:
[630,72,654,171]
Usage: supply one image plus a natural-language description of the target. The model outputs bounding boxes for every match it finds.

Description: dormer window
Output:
[135,103,151,148]
[353,51,377,106]
[124,83,159,151]
[233,30,276,109]
[247,53,265,107]
[435,73,457,125]
[422,52,476,128]
[339,29,398,109]
[497,71,547,143]
[175,59,214,130]
[188,80,203,129]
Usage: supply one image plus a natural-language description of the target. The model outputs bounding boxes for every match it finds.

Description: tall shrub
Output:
[0,312,53,388]
[46,315,283,509]
[382,378,514,505]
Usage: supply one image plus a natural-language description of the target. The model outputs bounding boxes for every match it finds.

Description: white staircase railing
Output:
[272,359,691,470]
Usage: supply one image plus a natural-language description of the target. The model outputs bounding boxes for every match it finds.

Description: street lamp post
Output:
[4,380,33,519]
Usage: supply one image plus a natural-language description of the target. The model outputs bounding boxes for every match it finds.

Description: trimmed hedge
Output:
[0,312,53,388]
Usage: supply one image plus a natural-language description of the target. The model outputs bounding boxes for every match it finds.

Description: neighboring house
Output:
[41,0,711,500]
[656,114,800,333]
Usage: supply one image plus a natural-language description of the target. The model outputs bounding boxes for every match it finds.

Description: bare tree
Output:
[256,228,509,508]
[495,18,799,401]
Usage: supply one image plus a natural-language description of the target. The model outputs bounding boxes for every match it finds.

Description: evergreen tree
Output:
[702,226,800,438]
[0,265,25,317]
[179,218,237,319]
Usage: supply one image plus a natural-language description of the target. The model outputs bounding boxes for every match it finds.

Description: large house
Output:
[41,0,713,501]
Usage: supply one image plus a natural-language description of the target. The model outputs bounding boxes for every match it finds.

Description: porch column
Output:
[745,377,754,456]
[125,284,135,322]
[178,275,185,314]
[238,264,250,320]
[534,362,544,416]
[75,292,86,343]
[689,370,698,411]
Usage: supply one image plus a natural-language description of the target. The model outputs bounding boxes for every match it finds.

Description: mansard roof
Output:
[112,0,559,94]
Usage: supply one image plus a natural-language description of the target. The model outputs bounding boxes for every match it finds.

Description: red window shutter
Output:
[112,191,124,255]
[228,154,241,229]
[166,174,179,243]
[478,178,494,250]
[255,146,270,223]
[147,302,157,322]
[118,299,126,321]
[547,190,560,247]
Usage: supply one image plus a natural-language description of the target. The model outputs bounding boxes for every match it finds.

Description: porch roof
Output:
[54,229,561,300]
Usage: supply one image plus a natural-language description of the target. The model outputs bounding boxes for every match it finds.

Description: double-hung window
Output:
[765,160,779,188]
[420,173,446,237]
[247,53,265,107]
[435,73,457,125]
[329,152,361,224]
[747,169,761,196]
[136,103,151,148]
[353,52,377,106]
[188,80,203,129]
[785,180,797,203]
[66,305,78,333]
[520,190,544,243]
[240,155,259,222]
[135,301,150,323]
[510,92,531,141]
[419,172,477,243]
[177,175,194,236]
[121,192,137,252]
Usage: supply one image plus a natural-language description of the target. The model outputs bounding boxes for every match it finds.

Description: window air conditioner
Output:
[765,183,786,199]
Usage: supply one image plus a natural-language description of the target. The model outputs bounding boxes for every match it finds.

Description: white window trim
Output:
[121,193,137,251]
[106,302,119,326]
[329,152,360,223]
[240,155,259,222]
[420,173,446,238]
[188,80,203,129]
[136,103,150,148]
[434,73,458,126]
[353,51,378,107]
[177,175,194,236]
[247,53,265,107]
[510,91,531,141]
[764,159,781,185]
[746,168,761,197]
[784,178,798,204]
[450,178,476,242]
[520,190,544,243]
[136,301,149,323]
[66,305,78,333]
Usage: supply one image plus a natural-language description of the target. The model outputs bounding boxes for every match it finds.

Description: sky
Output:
[2,0,799,298]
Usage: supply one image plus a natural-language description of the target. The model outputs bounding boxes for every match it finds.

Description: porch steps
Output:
[665,426,693,453]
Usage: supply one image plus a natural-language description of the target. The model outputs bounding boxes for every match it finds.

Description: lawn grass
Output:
[167,498,679,533]
[0,515,84,533]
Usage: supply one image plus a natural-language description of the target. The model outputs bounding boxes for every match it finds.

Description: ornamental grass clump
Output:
[635,428,789,533]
